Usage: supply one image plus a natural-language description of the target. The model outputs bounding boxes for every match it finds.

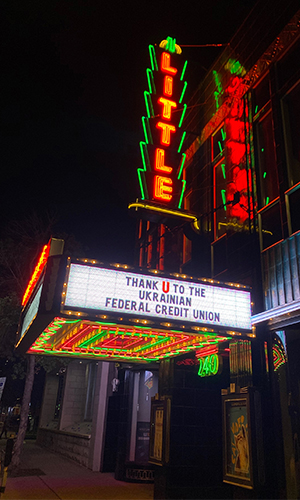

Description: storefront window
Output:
[282,80,300,188]
[256,111,279,208]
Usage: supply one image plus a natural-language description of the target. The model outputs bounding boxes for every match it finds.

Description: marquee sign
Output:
[63,264,251,332]
[137,37,188,210]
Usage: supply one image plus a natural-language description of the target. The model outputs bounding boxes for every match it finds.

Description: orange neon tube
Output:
[155,148,172,173]
[154,175,173,201]
[156,122,176,146]
[164,76,173,96]
[161,52,177,75]
[158,97,177,120]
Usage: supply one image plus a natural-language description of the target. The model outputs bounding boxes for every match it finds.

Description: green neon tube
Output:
[148,45,158,71]
[79,329,109,348]
[178,180,186,209]
[178,131,186,153]
[142,117,149,144]
[177,153,186,180]
[137,169,145,199]
[180,60,188,81]
[221,163,226,179]
[179,82,187,104]
[166,36,176,53]
[146,68,156,95]
[178,104,187,128]
[221,189,227,210]
[139,141,147,171]
[146,69,153,94]
[144,91,151,118]
[144,91,154,117]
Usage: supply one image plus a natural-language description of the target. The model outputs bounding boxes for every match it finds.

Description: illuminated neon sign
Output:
[225,77,251,224]
[137,37,188,209]
[198,353,221,377]
[22,243,50,307]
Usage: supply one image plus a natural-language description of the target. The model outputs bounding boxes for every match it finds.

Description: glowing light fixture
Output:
[22,243,50,307]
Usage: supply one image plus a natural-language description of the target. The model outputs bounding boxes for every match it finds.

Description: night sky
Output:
[1,0,257,264]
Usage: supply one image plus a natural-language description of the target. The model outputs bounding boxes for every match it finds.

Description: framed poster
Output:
[149,397,171,466]
[223,393,254,489]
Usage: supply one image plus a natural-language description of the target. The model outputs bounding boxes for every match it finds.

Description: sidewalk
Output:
[0,439,154,500]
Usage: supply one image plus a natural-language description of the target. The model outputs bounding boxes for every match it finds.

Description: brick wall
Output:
[37,428,91,467]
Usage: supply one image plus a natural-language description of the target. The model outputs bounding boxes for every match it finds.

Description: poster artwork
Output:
[223,395,253,488]
[229,403,249,477]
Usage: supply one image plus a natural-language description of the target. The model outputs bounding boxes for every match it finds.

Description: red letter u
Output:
[162,281,170,293]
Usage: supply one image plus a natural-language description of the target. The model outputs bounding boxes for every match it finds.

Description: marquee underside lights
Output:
[28,317,231,362]
[137,37,189,210]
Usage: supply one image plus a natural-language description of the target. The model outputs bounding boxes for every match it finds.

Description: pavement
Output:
[0,439,154,500]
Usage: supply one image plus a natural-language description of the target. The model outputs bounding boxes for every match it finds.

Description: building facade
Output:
[131,1,300,498]
[17,1,300,499]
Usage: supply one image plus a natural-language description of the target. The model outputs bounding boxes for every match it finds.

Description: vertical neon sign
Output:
[137,37,188,209]
[224,76,252,225]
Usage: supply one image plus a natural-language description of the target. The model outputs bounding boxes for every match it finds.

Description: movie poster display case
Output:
[222,390,264,490]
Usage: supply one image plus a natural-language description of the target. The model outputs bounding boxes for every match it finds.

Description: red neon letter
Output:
[161,52,177,75]
[154,175,173,201]
[156,122,176,146]
[164,76,173,96]
[155,148,172,173]
[158,97,177,120]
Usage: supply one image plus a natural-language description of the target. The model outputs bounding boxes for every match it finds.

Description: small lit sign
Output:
[137,37,188,210]
[198,353,221,377]
[64,264,251,331]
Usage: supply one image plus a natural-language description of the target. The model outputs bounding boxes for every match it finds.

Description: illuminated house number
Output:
[198,354,220,377]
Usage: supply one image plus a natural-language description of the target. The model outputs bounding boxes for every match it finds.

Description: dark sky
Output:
[1,0,257,264]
